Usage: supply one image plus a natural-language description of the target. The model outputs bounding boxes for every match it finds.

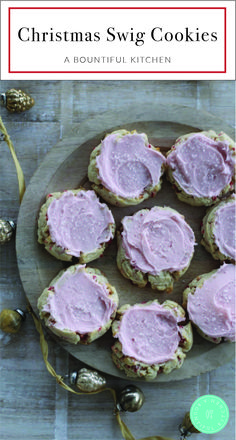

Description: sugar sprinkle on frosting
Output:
[42,265,116,334]
[121,207,195,275]
[214,195,236,260]
[167,133,235,198]
[187,264,235,341]
[115,303,183,364]
[96,132,166,199]
[46,190,114,257]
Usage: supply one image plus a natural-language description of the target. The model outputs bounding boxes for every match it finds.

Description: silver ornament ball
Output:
[117,385,145,412]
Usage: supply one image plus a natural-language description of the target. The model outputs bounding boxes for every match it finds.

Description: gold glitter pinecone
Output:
[1,89,35,113]
[70,368,106,392]
[0,219,15,244]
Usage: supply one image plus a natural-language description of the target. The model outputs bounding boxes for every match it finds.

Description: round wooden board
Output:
[16,104,235,382]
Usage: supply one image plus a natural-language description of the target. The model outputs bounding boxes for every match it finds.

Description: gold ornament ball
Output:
[117,385,145,412]
[1,89,35,113]
[181,411,201,434]
[0,309,25,333]
[0,220,15,245]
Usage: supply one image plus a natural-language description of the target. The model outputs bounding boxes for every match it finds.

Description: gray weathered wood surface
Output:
[0,80,235,439]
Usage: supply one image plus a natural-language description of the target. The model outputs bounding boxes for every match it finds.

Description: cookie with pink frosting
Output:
[88,129,166,207]
[183,264,235,343]
[38,189,115,262]
[111,300,193,379]
[201,194,236,262]
[166,131,235,206]
[37,264,119,344]
[117,206,195,292]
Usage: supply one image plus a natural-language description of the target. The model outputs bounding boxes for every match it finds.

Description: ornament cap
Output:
[8,220,16,230]
[1,93,6,106]
[15,308,26,321]
[69,371,78,385]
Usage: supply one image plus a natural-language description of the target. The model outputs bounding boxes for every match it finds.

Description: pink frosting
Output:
[47,190,114,257]
[42,266,117,334]
[115,303,183,364]
[96,132,166,198]
[121,207,195,275]
[187,264,235,341]
[167,134,235,198]
[214,195,236,260]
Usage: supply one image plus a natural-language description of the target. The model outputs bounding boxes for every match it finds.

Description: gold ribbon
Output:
[4,116,176,440]
[0,116,25,203]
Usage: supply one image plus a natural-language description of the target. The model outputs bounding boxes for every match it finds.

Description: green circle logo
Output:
[190,395,229,434]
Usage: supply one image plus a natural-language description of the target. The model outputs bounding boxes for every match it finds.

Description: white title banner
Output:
[1,1,235,79]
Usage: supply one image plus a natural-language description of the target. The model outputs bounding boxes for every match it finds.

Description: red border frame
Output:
[8,7,227,74]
